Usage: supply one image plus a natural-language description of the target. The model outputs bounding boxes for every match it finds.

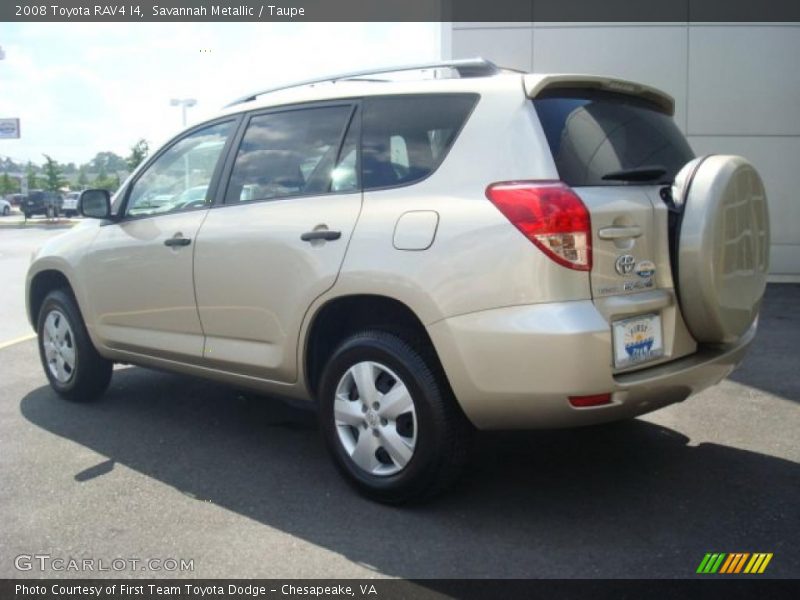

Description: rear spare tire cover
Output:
[674,155,769,344]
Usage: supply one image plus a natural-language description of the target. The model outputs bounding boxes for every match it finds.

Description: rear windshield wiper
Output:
[601,165,667,182]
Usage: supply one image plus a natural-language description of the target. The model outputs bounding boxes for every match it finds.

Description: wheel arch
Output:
[303,294,446,399]
[27,268,79,330]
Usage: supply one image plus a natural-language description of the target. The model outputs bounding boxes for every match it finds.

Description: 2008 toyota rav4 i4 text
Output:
[27,60,770,503]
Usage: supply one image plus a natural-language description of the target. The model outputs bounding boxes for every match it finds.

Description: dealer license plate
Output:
[612,313,663,368]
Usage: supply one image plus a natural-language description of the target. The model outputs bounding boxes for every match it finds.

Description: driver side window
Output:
[126,121,233,218]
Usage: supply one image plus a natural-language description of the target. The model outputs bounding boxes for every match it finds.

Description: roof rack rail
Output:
[225,58,511,108]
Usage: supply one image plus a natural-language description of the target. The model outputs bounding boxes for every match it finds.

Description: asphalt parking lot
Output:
[0,226,798,580]
[0,221,78,342]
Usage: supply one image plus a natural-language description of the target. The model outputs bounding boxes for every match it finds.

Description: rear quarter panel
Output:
[331,80,592,327]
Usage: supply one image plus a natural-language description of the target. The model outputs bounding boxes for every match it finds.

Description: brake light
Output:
[485,181,592,271]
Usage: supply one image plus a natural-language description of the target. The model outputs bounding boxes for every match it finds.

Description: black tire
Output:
[36,289,112,402]
[23,212,30,220]
[318,330,473,504]
[2,206,9,216]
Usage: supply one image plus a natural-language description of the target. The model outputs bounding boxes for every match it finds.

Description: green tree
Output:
[42,154,66,192]
[126,139,149,171]
[89,151,126,174]
[0,172,19,194]
[26,162,38,190]
[93,168,119,192]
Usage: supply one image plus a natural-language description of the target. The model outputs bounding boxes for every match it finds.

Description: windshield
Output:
[533,89,694,186]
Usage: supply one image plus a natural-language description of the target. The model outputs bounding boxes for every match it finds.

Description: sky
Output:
[0,23,441,166]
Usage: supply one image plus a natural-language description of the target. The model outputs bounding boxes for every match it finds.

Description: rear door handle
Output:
[598,225,643,240]
[164,236,192,247]
[300,230,341,242]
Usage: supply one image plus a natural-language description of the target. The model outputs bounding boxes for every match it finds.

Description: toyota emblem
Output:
[615,254,636,276]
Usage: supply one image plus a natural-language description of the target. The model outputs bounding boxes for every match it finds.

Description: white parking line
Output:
[0,333,36,350]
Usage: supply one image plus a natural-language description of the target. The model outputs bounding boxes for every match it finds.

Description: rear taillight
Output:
[485,181,592,271]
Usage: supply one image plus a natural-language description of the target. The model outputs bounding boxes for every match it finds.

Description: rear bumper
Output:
[427,301,755,429]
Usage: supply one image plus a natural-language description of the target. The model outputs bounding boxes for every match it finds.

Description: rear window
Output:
[361,94,478,190]
[533,89,693,186]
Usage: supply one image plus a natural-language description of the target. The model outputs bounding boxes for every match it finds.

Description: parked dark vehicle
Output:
[23,190,63,219]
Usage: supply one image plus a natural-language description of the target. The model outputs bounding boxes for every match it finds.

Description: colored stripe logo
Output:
[697,553,773,574]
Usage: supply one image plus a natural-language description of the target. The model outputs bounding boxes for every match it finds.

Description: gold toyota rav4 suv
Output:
[27,60,769,502]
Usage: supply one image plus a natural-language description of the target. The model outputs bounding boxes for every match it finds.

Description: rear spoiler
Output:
[524,74,675,116]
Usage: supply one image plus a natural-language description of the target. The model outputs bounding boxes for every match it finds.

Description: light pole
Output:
[169,98,197,127]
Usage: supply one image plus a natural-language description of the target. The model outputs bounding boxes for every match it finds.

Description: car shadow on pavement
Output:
[728,283,800,403]
[20,368,799,579]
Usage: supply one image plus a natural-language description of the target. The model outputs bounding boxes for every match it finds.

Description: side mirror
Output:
[79,189,111,219]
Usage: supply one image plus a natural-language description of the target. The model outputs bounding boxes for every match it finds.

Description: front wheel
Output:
[319,331,473,503]
[2,206,9,216]
[37,289,113,402]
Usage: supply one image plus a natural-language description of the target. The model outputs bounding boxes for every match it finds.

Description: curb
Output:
[0,334,36,351]
[0,219,81,229]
